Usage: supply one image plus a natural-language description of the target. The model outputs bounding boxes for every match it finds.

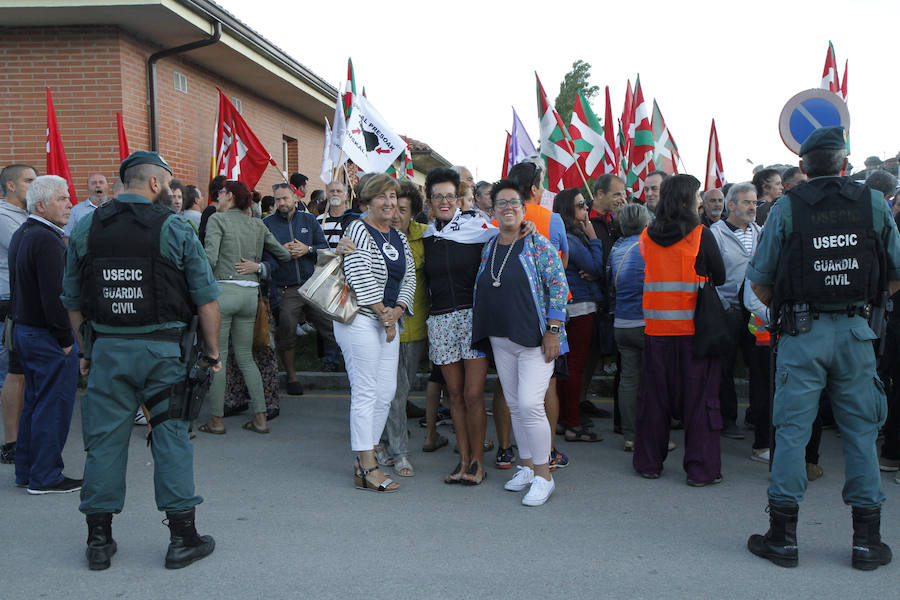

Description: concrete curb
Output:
[283,371,750,397]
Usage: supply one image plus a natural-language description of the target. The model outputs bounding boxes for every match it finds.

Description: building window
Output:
[282,135,298,177]
[173,71,187,93]
[231,97,242,113]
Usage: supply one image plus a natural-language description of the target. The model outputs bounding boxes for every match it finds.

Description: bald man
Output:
[65,172,109,236]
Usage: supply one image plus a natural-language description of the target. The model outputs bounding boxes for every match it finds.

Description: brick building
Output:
[1,0,449,202]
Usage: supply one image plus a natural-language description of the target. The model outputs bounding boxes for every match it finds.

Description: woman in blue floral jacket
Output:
[471,180,569,507]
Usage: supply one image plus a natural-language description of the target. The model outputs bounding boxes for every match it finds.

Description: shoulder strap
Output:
[614,241,639,290]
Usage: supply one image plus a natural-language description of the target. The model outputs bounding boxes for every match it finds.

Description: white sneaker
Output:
[522,475,555,506]
[134,408,147,426]
[751,448,771,463]
[504,465,534,492]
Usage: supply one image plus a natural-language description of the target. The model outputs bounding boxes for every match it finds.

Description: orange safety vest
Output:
[640,224,704,336]
[749,314,771,346]
[491,203,552,238]
[524,203,552,239]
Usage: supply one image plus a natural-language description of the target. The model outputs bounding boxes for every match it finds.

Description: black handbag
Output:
[692,278,733,358]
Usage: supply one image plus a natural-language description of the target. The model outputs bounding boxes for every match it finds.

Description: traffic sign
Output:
[779,88,850,155]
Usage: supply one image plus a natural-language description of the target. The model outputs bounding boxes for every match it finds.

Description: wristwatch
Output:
[548,324,560,335]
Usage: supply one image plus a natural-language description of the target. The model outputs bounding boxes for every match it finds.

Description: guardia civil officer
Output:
[61,151,223,570]
[745,127,900,570]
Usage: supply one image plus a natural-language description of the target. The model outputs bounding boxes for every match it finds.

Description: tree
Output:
[555,60,599,126]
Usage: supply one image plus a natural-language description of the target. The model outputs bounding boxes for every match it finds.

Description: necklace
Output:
[489,237,516,287]
[373,224,399,261]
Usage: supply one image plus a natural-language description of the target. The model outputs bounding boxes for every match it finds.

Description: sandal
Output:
[354,456,399,492]
[422,435,448,452]
[444,462,466,484]
[564,427,601,442]
[242,420,270,434]
[394,456,415,477]
[374,444,394,466]
[198,423,225,435]
[461,460,486,486]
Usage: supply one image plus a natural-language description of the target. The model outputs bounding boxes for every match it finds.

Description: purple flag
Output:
[508,107,537,173]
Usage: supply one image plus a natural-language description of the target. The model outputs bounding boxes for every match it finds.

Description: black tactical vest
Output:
[80,201,195,326]
[774,178,881,308]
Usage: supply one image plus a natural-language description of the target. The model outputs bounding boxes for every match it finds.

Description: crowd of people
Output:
[1,129,899,568]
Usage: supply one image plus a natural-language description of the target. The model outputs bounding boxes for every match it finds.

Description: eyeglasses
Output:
[272,183,292,191]
[494,198,523,208]
[431,194,457,203]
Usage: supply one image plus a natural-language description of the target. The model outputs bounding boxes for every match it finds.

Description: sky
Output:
[217,0,900,185]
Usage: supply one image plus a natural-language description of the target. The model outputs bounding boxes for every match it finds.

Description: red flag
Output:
[619,79,634,162]
[840,60,848,103]
[45,88,78,205]
[704,119,725,192]
[342,58,356,121]
[501,131,512,178]
[116,112,130,163]
[625,77,654,200]
[821,41,839,92]
[603,86,619,175]
[535,73,576,192]
[213,89,276,188]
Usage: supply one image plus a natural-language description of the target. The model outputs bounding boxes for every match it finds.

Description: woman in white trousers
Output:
[336,174,415,492]
[470,180,569,506]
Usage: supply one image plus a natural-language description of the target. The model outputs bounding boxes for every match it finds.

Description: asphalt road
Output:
[2,392,898,599]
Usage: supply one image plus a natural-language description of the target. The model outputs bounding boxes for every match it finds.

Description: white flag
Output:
[329,86,347,168]
[320,117,333,184]
[341,96,406,173]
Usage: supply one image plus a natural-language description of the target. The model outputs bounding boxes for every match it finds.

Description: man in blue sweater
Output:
[264,183,329,394]
[9,175,81,494]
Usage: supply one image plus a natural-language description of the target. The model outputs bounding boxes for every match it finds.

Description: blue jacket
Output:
[606,234,645,321]
[565,233,604,304]
[263,210,329,287]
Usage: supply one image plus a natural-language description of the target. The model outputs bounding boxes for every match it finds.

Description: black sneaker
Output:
[27,476,83,495]
[435,407,453,426]
[285,380,304,396]
[495,446,516,469]
[0,441,15,464]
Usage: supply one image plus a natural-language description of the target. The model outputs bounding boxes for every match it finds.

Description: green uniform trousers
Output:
[769,313,887,507]
[79,337,202,514]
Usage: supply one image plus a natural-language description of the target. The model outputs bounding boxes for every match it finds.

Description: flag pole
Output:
[343,163,355,202]
[561,134,594,203]
[332,149,345,183]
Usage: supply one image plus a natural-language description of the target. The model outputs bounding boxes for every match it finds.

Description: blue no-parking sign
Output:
[779,89,850,154]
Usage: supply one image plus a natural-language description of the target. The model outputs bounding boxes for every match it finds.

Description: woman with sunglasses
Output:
[552,188,605,442]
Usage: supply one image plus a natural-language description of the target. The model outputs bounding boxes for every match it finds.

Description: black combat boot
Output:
[851,506,892,571]
[85,513,117,570]
[164,508,215,569]
[747,503,799,567]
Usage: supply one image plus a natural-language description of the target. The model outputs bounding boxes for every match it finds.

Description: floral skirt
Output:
[224,302,280,411]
